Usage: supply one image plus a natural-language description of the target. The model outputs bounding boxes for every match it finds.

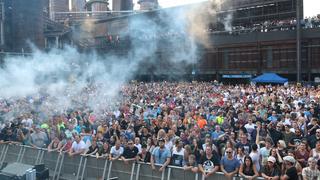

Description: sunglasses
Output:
[226,151,232,154]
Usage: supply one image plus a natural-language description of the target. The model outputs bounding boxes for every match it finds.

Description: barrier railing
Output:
[0,144,263,180]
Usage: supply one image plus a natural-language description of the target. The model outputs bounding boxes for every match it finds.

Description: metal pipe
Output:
[296,0,302,82]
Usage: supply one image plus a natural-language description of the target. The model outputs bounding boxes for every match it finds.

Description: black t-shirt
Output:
[171,152,184,167]
[269,128,284,145]
[139,133,151,144]
[235,141,251,155]
[199,153,220,173]
[139,152,151,163]
[261,166,280,177]
[285,166,298,180]
[176,125,186,137]
[86,145,98,154]
[289,136,302,147]
[122,146,139,159]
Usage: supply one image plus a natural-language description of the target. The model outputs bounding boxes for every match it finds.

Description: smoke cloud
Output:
[0,0,232,121]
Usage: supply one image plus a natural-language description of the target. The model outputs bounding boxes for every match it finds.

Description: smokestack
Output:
[112,0,133,11]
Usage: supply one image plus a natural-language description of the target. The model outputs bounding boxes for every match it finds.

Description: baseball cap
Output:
[267,156,276,163]
[283,156,295,164]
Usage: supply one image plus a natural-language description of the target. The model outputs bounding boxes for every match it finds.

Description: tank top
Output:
[244,166,255,176]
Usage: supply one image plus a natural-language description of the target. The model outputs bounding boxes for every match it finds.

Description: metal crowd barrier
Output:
[0,144,263,180]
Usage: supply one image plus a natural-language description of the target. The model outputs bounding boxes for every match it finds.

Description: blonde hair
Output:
[278,140,286,149]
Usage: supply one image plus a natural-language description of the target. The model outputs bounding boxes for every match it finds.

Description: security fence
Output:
[0,144,263,180]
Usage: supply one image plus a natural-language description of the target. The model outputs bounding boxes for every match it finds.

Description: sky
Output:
[106,0,320,17]
[139,0,320,17]
[304,0,320,17]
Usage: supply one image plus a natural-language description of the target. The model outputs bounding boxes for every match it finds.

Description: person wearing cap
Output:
[281,156,298,180]
[302,157,320,180]
[261,156,280,180]
[151,138,171,172]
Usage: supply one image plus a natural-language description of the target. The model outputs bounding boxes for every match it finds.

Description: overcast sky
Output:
[158,0,320,17]
[304,0,320,17]
[106,0,320,17]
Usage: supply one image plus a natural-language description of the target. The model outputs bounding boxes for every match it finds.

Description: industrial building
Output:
[49,0,69,19]
[112,0,133,11]
[0,0,47,53]
[90,0,320,82]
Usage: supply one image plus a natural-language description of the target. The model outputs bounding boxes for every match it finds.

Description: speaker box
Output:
[1,163,34,177]
[36,168,49,179]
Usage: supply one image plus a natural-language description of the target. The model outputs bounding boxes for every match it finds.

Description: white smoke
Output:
[223,13,233,32]
[0,0,231,121]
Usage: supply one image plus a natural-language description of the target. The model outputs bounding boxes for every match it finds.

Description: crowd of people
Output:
[207,16,320,35]
[1,82,320,179]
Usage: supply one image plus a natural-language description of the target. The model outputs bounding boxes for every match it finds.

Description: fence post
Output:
[76,156,83,180]
[107,160,113,180]
[130,162,136,180]
[0,145,8,167]
[80,156,87,180]
[101,160,108,180]
[167,168,171,180]
[38,150,45,164]
[53,152,61,180]
[161,167,165,180]
[17,145,26,163]
[16,145,24,162]
[135,163,141,180]
[56,153,65,180]
[36,149,41,164]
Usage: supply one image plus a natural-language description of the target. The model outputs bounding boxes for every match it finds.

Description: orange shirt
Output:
[197,118,207,129]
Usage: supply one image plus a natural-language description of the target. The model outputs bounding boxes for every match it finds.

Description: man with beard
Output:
[151,138,171,172]
[308,128,320,149]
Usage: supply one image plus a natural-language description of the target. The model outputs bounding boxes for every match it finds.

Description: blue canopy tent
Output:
[251,73,288,84]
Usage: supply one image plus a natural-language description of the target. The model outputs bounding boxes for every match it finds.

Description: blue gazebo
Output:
[251,73,288,84]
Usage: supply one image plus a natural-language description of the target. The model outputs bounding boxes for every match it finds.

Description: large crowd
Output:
[1,82,320,179]
[207,16,320,34]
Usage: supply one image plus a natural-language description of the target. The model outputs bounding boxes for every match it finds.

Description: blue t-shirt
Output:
[152,147,171,165]
[221,156,240,173]
[211,131,224,140]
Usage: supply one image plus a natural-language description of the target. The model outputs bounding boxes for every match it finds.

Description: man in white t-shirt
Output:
[109,140,124,161]
[134,137,142,154]
[302,157,320,180]
[69,135,86,157]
